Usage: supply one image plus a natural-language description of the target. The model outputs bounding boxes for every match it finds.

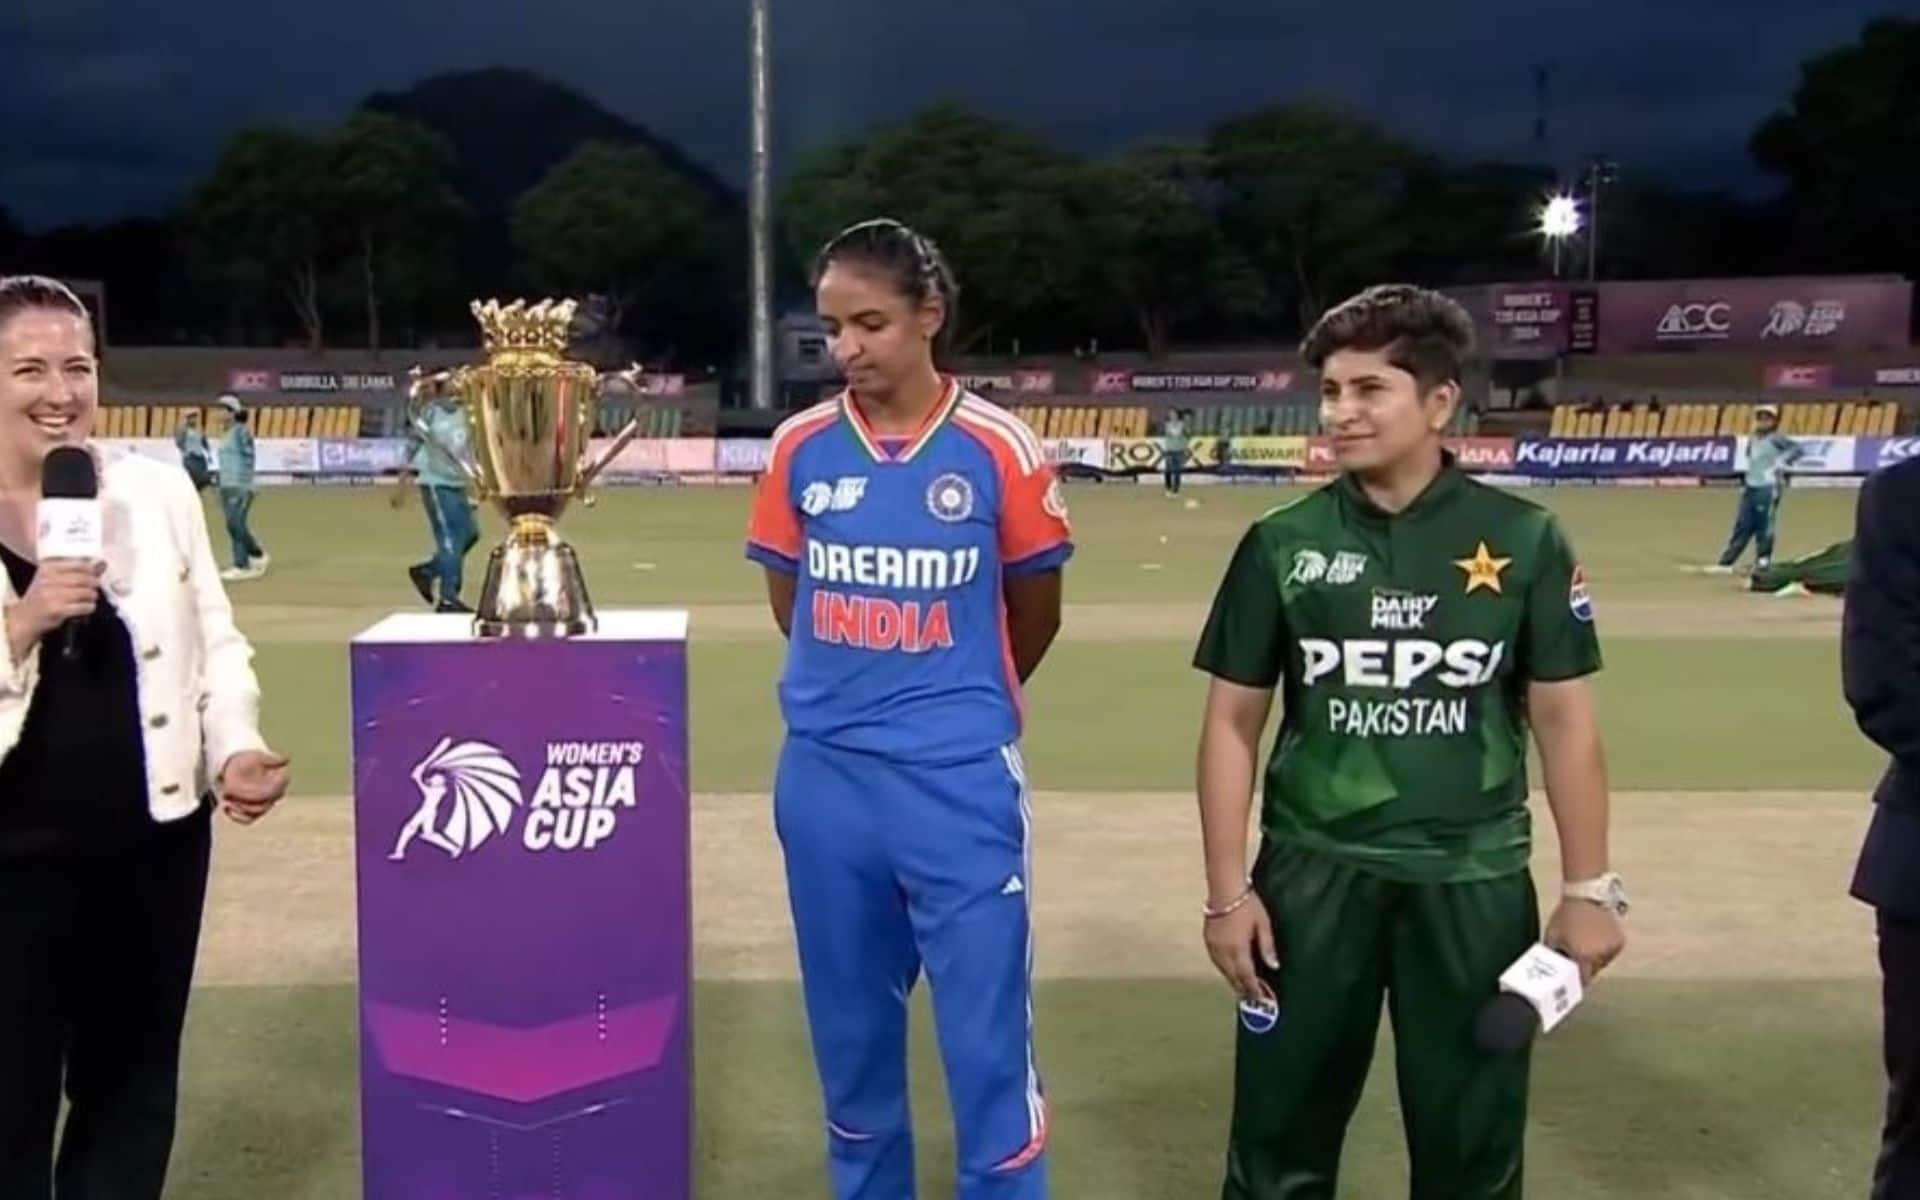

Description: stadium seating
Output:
[595,404,685,438]
[1549,401,1902,440]
[95,404,364,438]
[1007,403,1479,440]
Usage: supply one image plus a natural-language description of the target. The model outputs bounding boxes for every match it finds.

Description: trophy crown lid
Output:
[471,298,577,356]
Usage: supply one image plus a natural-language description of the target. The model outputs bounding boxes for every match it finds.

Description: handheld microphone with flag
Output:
[1473,942,1584,1054]
[37,446,101,661]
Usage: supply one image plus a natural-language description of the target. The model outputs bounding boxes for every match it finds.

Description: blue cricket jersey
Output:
[746,382,1074,763]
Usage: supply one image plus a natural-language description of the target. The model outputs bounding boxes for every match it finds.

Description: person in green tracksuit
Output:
[1192,284,1628,1200]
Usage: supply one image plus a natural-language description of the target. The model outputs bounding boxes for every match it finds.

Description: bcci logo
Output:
[389,735,643,862]
[926,473,974,523]
[390,737,523,861]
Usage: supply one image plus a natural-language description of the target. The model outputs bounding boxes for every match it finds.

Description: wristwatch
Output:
[1563,872,1629,918]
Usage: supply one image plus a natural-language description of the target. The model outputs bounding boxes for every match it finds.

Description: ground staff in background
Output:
[1162,408,1190,495]
[394,382,479,614]
[173,411,210,491]
[214,395,268,581]
[1711,402,1803,573]
[1193,284,1625,1199]
[1843,453,1920,1199]
[0,275,291,1200]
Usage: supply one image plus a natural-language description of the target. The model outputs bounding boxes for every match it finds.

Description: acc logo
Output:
[1238,996,1279,1035]
[926,472,974,522]
[802,476,867,516]
[1656,302,1731,340]
[1569,566,1594,623]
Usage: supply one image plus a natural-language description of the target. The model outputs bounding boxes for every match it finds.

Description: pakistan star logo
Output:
[1453,542,1512,595]
[389,736,525,861]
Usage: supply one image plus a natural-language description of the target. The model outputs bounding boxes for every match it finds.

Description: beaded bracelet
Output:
[1203,882,1255,920]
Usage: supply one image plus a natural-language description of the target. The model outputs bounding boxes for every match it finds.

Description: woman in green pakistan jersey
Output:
[1191,284,1627,1200]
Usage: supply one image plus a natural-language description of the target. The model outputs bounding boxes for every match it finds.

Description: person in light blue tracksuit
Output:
[215,395,268,580]
[397,390,479,613]
[1716,403,1804,571]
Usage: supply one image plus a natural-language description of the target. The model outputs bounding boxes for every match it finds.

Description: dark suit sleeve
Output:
[1843,466,1920,766]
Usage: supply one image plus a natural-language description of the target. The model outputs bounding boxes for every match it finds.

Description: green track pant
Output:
[1223,840,1540,1200]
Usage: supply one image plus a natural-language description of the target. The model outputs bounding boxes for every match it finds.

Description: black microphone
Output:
[38,446,101,661]
[1473,992,1540,1054]
[1473,942,1586,1054]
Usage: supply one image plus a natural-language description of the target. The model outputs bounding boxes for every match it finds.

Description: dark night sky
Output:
[0,0,1896,231]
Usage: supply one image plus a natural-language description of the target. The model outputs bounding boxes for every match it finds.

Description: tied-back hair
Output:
[811,218,961,352]
[0,275,92,338]
[1300,284,1475,394]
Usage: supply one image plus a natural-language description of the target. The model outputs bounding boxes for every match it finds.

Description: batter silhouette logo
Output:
[390,736,644,862]
[390,737,523,861]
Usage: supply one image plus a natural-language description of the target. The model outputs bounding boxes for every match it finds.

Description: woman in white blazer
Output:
[0,276,291,1200]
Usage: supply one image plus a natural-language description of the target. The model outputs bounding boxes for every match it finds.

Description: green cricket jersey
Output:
[1193,459,1602,883]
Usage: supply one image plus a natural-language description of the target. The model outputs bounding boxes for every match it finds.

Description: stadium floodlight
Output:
[1537,194,1582,278]
[1538,194,1582,240]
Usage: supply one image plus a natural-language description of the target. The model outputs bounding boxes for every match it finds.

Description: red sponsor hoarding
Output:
[1090,369,1295,394]
[1596,278,1911,354]
[1305,437,1514,473]
[1461,277,1911,357]
[1763,363,1836,390]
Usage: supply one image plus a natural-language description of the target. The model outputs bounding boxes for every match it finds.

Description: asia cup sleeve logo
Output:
[389,736,525,861]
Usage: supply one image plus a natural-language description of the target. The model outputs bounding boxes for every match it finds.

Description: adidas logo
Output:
[1001,875,1025,896]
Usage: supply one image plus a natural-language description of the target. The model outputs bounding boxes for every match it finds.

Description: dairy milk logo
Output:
[1371,592,1439,632]
[390,736,643,861]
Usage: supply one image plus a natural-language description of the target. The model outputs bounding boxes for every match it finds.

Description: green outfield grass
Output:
[165,479,1883,1199]
[170,979,1878,1200]
[230,482,1879,796]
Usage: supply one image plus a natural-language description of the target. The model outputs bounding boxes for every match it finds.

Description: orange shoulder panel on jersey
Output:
[746,399,840,562]
[953,396,1072,566]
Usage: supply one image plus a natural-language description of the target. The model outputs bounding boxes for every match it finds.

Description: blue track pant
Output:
[775,735,1048,1199]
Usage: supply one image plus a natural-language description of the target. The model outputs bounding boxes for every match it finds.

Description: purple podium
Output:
[350,611,692,1200]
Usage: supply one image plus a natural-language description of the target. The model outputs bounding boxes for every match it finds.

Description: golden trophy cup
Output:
[409,298,643,638]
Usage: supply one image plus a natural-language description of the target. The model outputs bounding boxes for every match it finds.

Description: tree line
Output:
[0,17,1910,361]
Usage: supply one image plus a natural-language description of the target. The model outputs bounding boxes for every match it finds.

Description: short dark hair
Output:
[1300,284,1474,392]
[0,275,93,341]
[811,218,961,351]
